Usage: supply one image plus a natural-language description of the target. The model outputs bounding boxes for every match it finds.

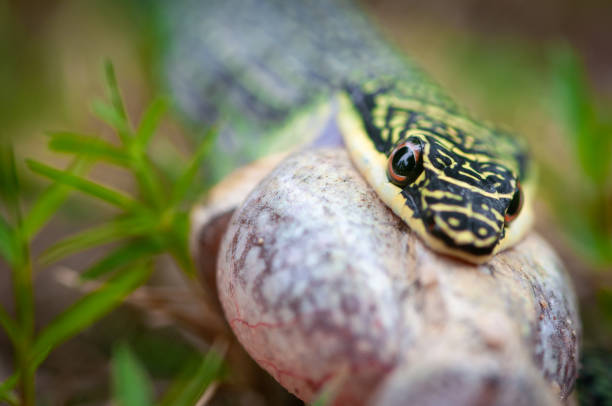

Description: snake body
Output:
[162,0,534,263]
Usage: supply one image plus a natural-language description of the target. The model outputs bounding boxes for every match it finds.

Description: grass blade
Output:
[131,156,165,209]
[171,128,217,205]
[158,343,226,406]
[26,159,137,209]
[99,61,133,144]
[47,132,129,165]
[104,61,128,123]
[136,97,168,148]
[22,158,90,239]
[310,366,348,406]
[167,212,194,276]
[0,374,18,405]
[0,304,19,346]
[0,215,16,266]
[31,263,153,369]
[91,100,130,136]
[0,391,18,406]
[39,215,156,264]
[112,343,154,406]
[81,238,162,280]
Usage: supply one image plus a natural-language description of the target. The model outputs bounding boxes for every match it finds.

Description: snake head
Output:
[340,90,533,264]
[386,129,532,263]
[386,130,530,262]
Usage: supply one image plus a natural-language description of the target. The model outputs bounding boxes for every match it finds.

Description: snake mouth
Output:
[422,210,501,257]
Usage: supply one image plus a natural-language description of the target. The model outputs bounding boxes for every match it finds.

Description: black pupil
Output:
[507,188,521,216]
[392,146,415,176]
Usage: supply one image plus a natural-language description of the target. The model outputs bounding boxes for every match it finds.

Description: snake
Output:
[161,0,534,264]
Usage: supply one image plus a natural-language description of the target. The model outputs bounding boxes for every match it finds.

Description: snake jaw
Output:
[405,170,534,263]
[411,177,509,260]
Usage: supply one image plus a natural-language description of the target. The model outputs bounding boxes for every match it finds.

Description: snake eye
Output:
[504,182,524,224]
[387,137,424,187]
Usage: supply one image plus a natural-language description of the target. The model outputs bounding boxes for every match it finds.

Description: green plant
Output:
[1,144,81,405]
[547,45,612,267]
[0,62,222,405]
[111,341,225,406]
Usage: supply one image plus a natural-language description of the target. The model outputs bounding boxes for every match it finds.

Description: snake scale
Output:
[162,0,534,263]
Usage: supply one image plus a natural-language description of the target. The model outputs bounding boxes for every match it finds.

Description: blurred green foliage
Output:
[111,343,154,406]
[0,63,222,405]
[577,349,612,406]
[0,139,153,405]
[157,342,226,406]
[28,62,217,278]
[111,342,226,406]
[1,0,611,403]
[548,45,612,266]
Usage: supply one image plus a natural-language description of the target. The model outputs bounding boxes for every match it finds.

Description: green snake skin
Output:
[161,0,532,262]
[161,0,451,151]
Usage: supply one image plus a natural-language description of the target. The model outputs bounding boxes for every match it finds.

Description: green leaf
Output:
[0,215,16,265]
[81,238,162,280]
[104,61,128,124]
[0,391,18,406]
[112,343,154,406]
[91,100,130,135]
[30,263,153,369]
[158,345,225,406]
[22,158,90,239]
[136,97,168,148]
[0,374,18,405]
[26,159,138,209]
[130,156,165,209]
[166,212,194,276]
[0,304,19,346]
[311,393,331,406]
[171,127,218,205]
[310,372,344,406]
[47,132,129,165]
[94,62,132,144]
[39,214,156,264]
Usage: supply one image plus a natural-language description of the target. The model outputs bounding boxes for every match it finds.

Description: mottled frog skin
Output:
[211,149,576,404]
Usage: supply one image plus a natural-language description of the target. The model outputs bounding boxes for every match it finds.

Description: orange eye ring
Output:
[387,137,424,187]
[504,181,524,224]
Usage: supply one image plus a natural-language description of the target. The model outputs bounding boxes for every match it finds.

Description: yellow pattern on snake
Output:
[163,0,534,264]
[339,77,533,263]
